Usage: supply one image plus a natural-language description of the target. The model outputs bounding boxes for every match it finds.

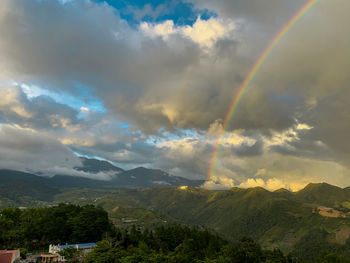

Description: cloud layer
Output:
[0,0,349,190]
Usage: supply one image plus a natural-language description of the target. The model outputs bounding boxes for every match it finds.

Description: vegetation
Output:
[0,204,112,251]
[53,185,350,252]
[59,247,83,263]
[84,225,286,263]
[1,204,350,262]
[289,228,350,262]
[0,169,60,205]
[77,225,350,262]
[3,176,350,261]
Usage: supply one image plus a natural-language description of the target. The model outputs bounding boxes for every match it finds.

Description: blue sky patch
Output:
[94,0,215,26]
[20,83,106,114]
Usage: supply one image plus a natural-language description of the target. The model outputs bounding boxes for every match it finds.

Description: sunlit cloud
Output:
[141,17,236,48]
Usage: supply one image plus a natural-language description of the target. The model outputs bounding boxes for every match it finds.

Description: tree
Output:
[58,247,82,263]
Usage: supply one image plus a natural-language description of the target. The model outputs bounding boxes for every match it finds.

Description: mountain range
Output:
[1,158,350,256]
[53,183,350,255]
[0,157,204,201]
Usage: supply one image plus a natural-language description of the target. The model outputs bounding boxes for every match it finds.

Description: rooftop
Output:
[58,243,96,249]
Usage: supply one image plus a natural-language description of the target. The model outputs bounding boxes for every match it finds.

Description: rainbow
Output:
[208,0,320,182]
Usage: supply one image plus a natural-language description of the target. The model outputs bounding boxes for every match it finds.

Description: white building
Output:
[49,243,96,261]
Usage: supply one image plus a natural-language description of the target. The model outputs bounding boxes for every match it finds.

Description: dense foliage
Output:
[290,228,350,262]
[83,225,350,263]
[84,225,287,263]
[1,203,350,262]
[55,184,350,252]
[0,204,112,251]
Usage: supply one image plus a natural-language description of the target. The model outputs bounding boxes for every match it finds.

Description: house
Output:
[0,250,20,263]
[49,243,96,261]
[37,253,59,263]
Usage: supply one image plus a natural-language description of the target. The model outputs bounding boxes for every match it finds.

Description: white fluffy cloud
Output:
[141,17,236,48]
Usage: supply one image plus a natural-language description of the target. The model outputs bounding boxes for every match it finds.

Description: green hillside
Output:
[53,184,350,254]
[2,178,350,258]
[0,170,60,206]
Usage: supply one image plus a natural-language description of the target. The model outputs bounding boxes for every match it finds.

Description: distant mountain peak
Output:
[76,157,124,173]
[296,182,345,206]
[274,188,291,193]
[248,186,269,192]
[130,167,168,174]
[300,182,342,192]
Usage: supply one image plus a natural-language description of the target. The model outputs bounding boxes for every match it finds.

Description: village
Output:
[0,243,96,263]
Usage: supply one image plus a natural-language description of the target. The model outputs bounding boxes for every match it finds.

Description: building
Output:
[37,253,59,263]
[49,243,96,261]
[0,250,20,263]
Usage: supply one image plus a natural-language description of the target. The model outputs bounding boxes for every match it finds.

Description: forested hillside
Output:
[2,179,350,261]
[0,204,112,251]
[54,184,350,255]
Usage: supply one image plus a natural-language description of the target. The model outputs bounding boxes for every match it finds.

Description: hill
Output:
[0,169,60,205]
[295,182,347,206]
[111,167,204,188]
[2,167,350,257]
[0,158,204,195]
[53,184,350,253]
[54,157,205,188]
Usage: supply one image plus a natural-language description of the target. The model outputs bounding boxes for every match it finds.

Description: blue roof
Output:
[59,243,96,249]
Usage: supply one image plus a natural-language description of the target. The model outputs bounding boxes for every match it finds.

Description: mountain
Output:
[53,184,350,253]
[0,169,61,204]
[51,157,123,188]
[0,158,204,191]
[76,157,124,173]
[1,172,350,255]
[49,174,109,188]
[294,182,347,206]
[111,167,205,188]
[51,157,204,188]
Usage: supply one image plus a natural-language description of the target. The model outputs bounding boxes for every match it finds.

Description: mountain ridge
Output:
[76,157,124,173]
[0,157,205,190]
[1,168,350,254]
[50,184,350,254]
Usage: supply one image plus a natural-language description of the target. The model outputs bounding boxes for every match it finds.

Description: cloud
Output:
[0,124,81,174]
[0,85,82,132]
[202,175,235,190]
[239,178,265,188]
[141,17,236,48]
[186,0,307,25]
[238,177,305,192]
[0,0,306,136]
[0,86,33,118]
[80,106,90,113]
[0,124,123,180]
[124,3,168,22]
[0,0,349,189]
[0,0,346,137]
[0,0,244,133]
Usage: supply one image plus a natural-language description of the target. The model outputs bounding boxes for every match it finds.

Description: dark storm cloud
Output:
[234,140,263,157]
[0,124,82,173]
[0,86,81,131]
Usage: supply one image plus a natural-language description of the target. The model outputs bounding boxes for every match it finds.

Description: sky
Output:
[0,0,349,191]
